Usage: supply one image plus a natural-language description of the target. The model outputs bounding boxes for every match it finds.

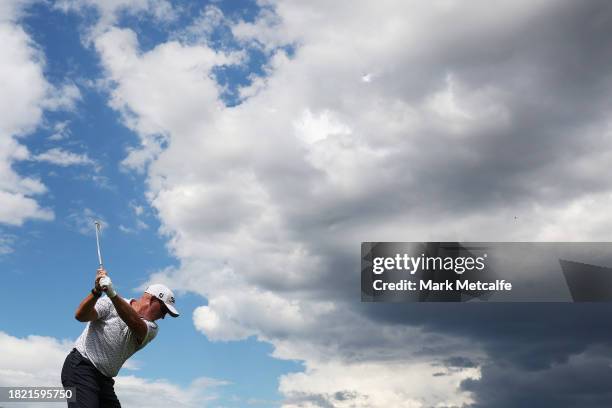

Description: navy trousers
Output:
[61,349,121,408]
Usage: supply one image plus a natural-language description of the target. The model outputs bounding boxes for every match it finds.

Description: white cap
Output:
[145,284,179,317]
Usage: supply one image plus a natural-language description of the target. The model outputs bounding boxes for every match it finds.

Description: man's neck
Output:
[130,299,145,315]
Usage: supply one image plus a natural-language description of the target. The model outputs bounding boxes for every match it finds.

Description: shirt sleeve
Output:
[137,320,158,350]
[94,296,113,320]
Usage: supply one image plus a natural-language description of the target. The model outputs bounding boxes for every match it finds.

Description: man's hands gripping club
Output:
[95,267,117,298]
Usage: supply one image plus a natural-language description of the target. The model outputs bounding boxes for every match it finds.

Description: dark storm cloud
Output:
[359,303,612,368]
[259,0,612,324]
[289,0,612,354]
[276,1,612,233]
[288,2,612,401]
[462,346,612,407]
[443,356,479,369]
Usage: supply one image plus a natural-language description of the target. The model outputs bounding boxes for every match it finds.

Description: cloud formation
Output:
[0,21,51,225]
[86,0,612,406]
[54,0,177,40]
[65,207,107,236]
[0,331,226,408]
[0,0,82,226]
[32,148,95,167]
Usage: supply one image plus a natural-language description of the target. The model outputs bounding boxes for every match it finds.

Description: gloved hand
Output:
[95,267,107,292]
[99,276,117,298]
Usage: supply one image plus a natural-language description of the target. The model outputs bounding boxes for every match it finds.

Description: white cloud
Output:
[119,220,149,234]
[42,82,82,111]
[0,331,73,387]
[48,120,71,141]
[55,0,178,43]
[115,376,229,408]
[136,219,149,230]
[130,202,145,216]
[119,224,135,234]
[0,22,52,225]
[360,73,373,83]
[0,190,53,226]
[118,220,148,234]
[32,147,95,167]
[93,27,243,172]
[280,360,479,408]
[175,5,225,45]
[293,109,351,145]
[0,331,226,408]
[66,208,107,236]
[0,3,82,226]
[119,202,150,234]
[0,0,35,23]
[90,0,612,406]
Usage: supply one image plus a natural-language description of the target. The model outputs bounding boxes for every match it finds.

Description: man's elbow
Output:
[75,310,94,322]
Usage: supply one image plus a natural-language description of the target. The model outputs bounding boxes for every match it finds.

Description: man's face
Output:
[150,296,168,320]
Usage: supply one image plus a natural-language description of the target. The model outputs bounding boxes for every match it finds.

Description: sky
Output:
[1,0,612,407]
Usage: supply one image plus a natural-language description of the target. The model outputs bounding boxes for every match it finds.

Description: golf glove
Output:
[99,276,117,298]
[95,268,107,291]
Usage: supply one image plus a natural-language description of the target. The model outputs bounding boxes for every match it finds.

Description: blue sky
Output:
[1,1,299,406]
[3,1,612,407]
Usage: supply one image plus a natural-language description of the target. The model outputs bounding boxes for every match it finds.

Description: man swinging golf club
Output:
[61,221,179,407]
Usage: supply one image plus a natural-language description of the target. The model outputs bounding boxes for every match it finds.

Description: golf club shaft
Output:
[94,221,106,291]
[95,221,103,267]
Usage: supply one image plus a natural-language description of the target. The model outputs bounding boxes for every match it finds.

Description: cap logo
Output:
[158,293,164,298]
[169,296,175,303]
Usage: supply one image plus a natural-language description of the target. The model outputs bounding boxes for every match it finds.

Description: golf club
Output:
[94,221,106,290]
[94,221,103,267]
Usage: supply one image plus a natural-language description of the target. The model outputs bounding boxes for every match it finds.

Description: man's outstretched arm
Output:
[100,276,147,344]
[110,296,147,344]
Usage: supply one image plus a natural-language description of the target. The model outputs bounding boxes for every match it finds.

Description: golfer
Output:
[61,268,179,407]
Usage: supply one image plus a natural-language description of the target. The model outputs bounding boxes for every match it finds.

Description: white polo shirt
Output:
[74,296,158,377]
